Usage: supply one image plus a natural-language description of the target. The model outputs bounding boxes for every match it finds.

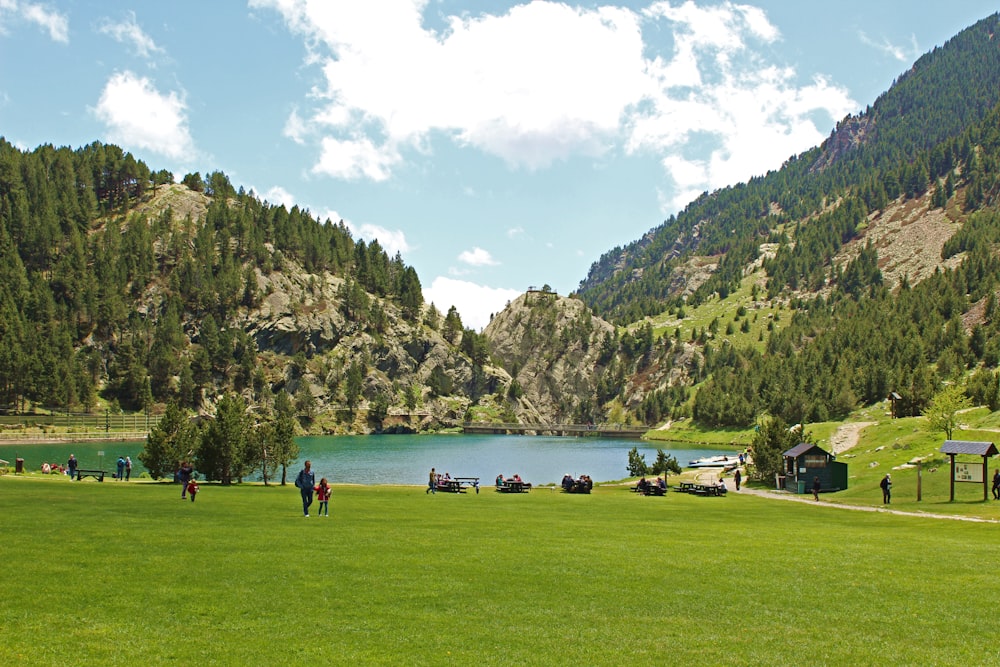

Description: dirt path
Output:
[828,421,876,454]
[734,485,1000,523]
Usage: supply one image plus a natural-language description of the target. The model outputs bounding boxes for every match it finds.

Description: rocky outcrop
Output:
[485,292,615,423]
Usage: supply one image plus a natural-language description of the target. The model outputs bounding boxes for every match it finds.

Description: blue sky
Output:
[1,1,997,329]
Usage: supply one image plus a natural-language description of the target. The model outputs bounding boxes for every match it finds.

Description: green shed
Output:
[781,442,848,494]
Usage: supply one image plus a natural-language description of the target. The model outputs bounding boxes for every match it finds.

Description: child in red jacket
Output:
[315,478,330,516]
[186,479,199,502]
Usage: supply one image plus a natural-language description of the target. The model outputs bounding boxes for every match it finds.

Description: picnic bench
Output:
[676,481,725,496]
[631,482,667,496]
[76,469,107,482]
[436,477,480,494]
[496,480,531,493]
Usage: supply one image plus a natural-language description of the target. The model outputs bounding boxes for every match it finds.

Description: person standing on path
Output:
[880,473,892,504]
[812,476,821,501]
[125,456,132,481]
[116,456,126,481]
[733,469,742,491]
[67,454,78,480]
[295,460,316,517]
[426,467,437,494]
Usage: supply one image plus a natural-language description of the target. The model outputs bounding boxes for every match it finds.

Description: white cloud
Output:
[629,3,855,209]
[93,71,196,161]
[507,226,525,239]
[458,247,498,267]
[98,11,163,59]
[858,30,919,63]
[423,276,521,331]
[344,219,412,258]
[253,0,855,210]
[252,0,647,175]
[1,1,68,42]
[262,185,295,209]
[312,135,400,181]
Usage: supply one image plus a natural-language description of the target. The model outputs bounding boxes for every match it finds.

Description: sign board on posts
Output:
[954,462,983,483]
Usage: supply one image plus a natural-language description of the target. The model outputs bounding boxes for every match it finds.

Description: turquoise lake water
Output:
[1,434,733,485]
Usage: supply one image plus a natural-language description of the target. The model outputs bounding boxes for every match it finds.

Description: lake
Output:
[0,434,735,485]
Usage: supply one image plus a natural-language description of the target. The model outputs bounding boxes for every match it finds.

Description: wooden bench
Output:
[76,469,107,482]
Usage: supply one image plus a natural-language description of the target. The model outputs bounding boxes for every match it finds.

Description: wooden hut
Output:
[781,442,848,494]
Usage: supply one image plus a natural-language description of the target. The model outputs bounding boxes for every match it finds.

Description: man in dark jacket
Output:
[880,473,891,504]
[295,460,316,517]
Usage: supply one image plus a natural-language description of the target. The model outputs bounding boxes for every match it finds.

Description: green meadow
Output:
[2,473,999,666]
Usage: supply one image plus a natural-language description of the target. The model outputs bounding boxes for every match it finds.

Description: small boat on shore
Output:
[688,455,739,469]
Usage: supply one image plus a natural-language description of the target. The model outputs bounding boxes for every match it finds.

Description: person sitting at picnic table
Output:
[656,477,666,491]
[561,474,574,491]
[496,473,505,487]
[636,477,649,494]
[512,473,522,483]
[716,478,727,493]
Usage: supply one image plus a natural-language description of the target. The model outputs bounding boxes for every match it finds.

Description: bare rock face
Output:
[485,292,614,423]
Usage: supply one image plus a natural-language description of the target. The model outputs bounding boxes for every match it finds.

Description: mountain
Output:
[6,14,1000,436]
[577,12,1000,323]
[0,147,512,433]
[495,12,1000,428]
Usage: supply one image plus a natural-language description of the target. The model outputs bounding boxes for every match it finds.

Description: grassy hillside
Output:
[2,472,999,664]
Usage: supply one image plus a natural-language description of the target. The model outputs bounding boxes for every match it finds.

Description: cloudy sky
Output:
[1,1,997,328]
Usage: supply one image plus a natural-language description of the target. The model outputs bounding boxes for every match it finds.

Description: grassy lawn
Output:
[2,474,999,665]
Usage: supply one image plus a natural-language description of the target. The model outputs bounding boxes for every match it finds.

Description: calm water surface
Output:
[1,434,734,485]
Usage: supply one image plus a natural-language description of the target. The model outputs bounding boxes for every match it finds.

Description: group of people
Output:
[294,460,331,517]
[634,476,668,495]
[495,473,524,485]
[115,456,133,481]
[40,461,66,475]
[561,473,593,493]
[177,461,197,501]
[425,468,450,494]
[42,454,132,480]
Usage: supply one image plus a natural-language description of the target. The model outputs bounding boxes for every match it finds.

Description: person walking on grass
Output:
[880,473,892,504]
[295,460,316,517]
[186,478,199,502]
[812,476,821,501]
[178,461,194,499]
[992,469,1000,500]
[426,467,437,494]
[315,478,331,517]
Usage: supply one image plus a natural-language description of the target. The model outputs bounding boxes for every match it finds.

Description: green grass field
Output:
[3,473,1000,665]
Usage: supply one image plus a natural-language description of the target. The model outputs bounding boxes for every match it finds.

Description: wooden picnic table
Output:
[676,481,726,496]
[436,477,480,494]
[496,480,531,493]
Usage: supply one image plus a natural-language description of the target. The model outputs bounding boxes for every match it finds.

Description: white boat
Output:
[688,455,739,469]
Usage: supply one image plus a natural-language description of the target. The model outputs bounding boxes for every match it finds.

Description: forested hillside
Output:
[7,13,1000,439]
[578,12,1000,322]
[0,139,513,433]
[568,12,1000,428]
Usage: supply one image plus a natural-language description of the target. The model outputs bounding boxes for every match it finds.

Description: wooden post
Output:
[917,462,922,502]
[949,453,955,502]
[983,456,989,502]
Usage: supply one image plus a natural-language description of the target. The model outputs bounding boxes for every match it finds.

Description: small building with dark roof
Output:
[781,442,848,494]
